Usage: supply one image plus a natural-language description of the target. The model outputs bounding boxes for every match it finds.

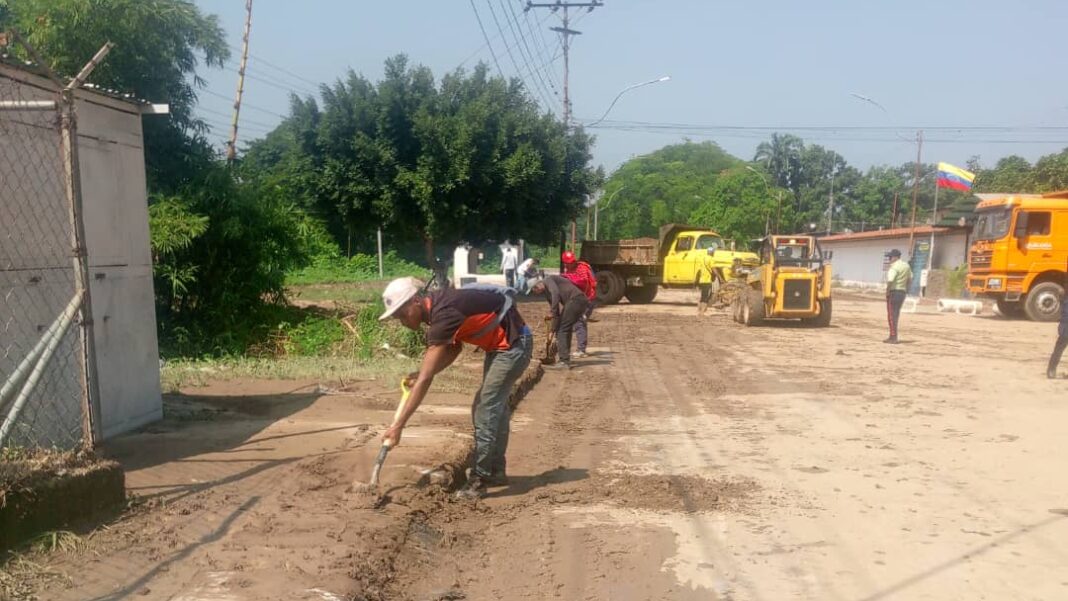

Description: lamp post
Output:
[585,76,671,128]
[594,185,626,240]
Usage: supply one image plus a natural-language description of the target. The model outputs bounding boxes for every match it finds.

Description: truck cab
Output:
[662,227,758,285]
[966,192,1068,321]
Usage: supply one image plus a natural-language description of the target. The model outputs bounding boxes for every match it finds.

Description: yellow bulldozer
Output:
[730,235,833,327]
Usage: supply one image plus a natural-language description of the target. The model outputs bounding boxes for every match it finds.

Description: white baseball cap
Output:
[379,277,425,320]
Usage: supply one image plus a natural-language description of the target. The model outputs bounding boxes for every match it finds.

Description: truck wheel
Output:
[1024,282,1063,322]
[743,289,765,327]
[595,271,626,305]
[996,299,1024,318]
[811,298,832,327]
[595,271,620,305]
[624,284,659,304]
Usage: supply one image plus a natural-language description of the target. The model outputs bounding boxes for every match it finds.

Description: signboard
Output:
[908,240,930,296]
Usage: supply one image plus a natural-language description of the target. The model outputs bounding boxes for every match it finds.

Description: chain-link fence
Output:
[0,66,94,450]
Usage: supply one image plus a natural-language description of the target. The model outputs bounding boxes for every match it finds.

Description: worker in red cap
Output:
[560,250,597,358]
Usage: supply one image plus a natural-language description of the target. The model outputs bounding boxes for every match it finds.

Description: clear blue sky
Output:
[194,0,1068,173]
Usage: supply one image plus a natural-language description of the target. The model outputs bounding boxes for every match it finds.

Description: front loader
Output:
[730,235,833,327]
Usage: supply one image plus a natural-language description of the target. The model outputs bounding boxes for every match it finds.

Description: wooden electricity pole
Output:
[226,0,253,163]
[526,1,602,250]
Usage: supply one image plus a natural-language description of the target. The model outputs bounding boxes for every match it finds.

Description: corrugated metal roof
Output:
[819,225,955,243]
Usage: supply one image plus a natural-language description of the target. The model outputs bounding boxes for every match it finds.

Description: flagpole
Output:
[929,178,940,274]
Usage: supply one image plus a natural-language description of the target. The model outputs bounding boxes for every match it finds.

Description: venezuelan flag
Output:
[937,162,976,192]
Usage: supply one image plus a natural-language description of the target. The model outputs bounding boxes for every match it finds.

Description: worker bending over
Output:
[561,251,597,357]
[530,275,589,370]
[378,277,533,499]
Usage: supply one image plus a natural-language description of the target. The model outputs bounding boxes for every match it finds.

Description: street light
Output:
[594,185,626,239]
[586,76,671,128]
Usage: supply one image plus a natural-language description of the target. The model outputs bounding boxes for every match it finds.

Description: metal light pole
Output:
[586,76,670,128]
[746,166,773,235]
[594,185,626,239]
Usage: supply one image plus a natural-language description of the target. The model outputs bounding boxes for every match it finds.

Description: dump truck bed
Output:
[581,237,659,266]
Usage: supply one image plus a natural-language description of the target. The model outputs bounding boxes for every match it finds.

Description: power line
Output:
[485,0,552,109]
[199,88,287,119]
[500,0,557,107]
[198,105,276,130]
[522,4,563,95]
[469,0,506,79]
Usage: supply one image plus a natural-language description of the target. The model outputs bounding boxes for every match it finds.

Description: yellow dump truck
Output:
[580,224,760,304]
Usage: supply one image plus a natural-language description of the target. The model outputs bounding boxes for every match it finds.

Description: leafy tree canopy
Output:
[243,56,597,265]
[597,141,741,239]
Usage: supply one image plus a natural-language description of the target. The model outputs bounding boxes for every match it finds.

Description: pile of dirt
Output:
[714,279,750,308]
[587,472,758,513]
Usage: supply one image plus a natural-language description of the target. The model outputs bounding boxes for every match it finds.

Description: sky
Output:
[193,0,1068,174]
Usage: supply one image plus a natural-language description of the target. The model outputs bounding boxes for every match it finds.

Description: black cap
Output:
[888,249,902,258]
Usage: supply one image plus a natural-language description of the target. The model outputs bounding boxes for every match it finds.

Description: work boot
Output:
[485,471,509,487]
[543,361,572,371]
[883,337,898,344]
[454,476,487,500]
[698,302,708,316]
[574,351,588,359]
[1048,365,1058,379]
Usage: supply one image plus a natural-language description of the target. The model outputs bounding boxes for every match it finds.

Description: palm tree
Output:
[754,133,805,197]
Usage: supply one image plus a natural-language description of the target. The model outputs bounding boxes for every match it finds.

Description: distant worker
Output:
[1046,268,1068,378]
[501,245,518,289]
[696,253,724,317]
[517,256,540,293]
[531,274,590,370]
[561,251,597,357]
[885,249,912,344]
[378,277,533,499]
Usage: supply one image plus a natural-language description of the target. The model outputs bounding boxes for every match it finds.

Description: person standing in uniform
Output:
[560,251,597,357]
[379,277,533,499]
[530,275,589,370]
[885,249,912,344]
[1046,267,1068,378]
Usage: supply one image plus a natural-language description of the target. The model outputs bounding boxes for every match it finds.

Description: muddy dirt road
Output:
[397,290,1068,601]
[18,291,1068,600]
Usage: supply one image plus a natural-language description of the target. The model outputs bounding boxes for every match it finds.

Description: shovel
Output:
[351,378,411,493]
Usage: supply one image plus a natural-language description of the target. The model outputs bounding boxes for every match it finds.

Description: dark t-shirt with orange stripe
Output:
[426,288,527,351]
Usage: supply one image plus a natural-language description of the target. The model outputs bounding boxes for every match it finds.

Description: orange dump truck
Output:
[967,191,1068,321]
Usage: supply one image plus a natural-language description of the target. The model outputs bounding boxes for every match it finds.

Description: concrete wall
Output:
[0,64,162,442]
[822,231,969,286]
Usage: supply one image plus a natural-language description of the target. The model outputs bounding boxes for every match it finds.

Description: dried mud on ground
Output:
[8,291,1068,600]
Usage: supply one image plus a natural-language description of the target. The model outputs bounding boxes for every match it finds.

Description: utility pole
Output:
[826,151,836,235]
[907,130,924,257]
[527,1,602,250]
[227,0,253,163]
[891,191,899,228]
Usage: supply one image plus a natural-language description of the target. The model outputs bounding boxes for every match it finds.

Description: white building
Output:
[818,226,970,288]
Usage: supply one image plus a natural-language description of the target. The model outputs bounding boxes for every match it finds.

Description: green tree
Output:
[243,57,596,268]
[597,141,740,239]
[754,133,805,197]
[3,0,229,191]
[689,167,782,243]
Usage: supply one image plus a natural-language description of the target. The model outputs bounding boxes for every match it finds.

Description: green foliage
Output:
[688,167,781,242]
[972,149,1068,194]
[242,57,597,264]
[3,0,229,192]
[287,250,426,286]
[150,166,315,353]
[598,141,741,239]
[945,266,968,298]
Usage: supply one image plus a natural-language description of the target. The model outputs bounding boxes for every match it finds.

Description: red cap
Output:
[561,250,576,264]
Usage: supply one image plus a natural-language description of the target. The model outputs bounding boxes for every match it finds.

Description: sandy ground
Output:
[16,290,1068,600]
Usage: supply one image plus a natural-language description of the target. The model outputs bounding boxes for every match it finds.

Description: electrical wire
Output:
[469,0,506,79]
[484,0,553,110]
[501,0,558,106]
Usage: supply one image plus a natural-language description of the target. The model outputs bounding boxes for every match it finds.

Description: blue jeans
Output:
[471,333,533,479]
